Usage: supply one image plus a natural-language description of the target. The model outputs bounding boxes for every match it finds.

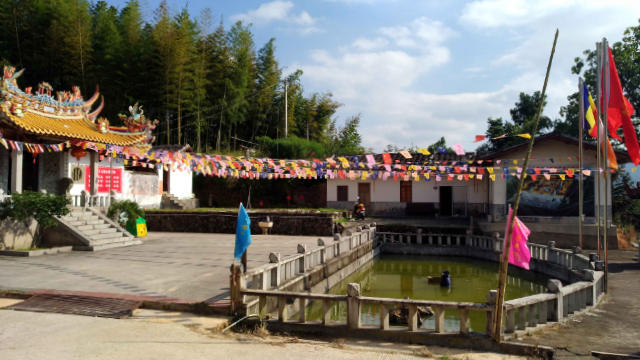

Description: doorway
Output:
[358,183,371,205]
[22,152,39,192]
[162,169,170,193]
[439,186,452,216]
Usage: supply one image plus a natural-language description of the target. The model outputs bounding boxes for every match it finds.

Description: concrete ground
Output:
[0,232,330,302]
[519,249,640,359]
[0,305,526,360]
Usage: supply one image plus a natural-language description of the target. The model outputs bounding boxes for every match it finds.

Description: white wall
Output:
[168,169,193,199]
[412,181,439,202]
[327,179,357,202]
[371,180,398,202]
[328,177,489,205]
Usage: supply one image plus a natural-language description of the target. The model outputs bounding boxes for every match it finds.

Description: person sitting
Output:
[353,198,366,220]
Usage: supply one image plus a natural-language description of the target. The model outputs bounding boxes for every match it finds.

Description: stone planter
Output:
[0,217,38,250]
[258,221,273,235]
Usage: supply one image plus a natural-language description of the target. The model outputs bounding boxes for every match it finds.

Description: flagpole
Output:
[595,42,603,259]
[492,29,558,342]
[578,77,585,250]
[602,38,610,292]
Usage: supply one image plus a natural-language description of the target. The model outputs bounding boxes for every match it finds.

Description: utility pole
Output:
[578,77,584,250]
[284,81,288,138]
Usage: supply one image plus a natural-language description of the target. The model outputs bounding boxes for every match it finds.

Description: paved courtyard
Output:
[0,232,331,302]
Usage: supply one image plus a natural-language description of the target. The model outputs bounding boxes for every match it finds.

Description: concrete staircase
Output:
[56,209,142,251]
[161,192,197,210]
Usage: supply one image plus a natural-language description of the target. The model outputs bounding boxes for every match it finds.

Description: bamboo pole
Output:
[578,77,585,250]
[596,42,602,259]
[602,38,610,292]
[492,29,559,342]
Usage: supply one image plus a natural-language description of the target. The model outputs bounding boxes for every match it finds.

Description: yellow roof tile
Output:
[2,109,147,146]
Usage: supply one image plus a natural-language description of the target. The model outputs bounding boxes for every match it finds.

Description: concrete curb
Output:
[0,288,230,315]
[253,320,554,359]
[0,246,73,257]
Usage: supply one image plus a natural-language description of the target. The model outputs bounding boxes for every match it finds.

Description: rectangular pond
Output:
[306,254,548,332]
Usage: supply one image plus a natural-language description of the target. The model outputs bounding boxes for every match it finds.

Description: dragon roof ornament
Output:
[1,67,157,144]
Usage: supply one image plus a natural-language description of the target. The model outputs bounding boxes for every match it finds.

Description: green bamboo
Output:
[492,29,559,342]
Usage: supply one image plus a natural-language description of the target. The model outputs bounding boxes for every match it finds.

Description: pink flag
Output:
[453,143,465,155]
[504,208,531,270]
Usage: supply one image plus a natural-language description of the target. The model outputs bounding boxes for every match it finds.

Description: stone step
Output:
[76,223,111,231]
[82,227,117,236]
[90,232,128,241]
[74,239,142,251]
[67,219,104,226]
[88,236,132,246]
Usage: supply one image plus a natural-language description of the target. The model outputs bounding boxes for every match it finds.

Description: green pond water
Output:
[307,255,547,332]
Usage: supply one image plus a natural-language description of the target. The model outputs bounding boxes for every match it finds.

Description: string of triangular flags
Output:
[1,131,637,181]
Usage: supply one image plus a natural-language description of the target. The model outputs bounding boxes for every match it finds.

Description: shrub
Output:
[107,200,145,226]
[257,136,327,159]
[0,191,70,228]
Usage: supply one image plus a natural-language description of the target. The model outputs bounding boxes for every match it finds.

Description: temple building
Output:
[0,67,193,209]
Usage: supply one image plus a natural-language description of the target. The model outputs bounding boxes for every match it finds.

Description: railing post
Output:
[538,301,548,324]
[486,289,497,334]
[528,304,537,327]
[548,241,557,264]
[548,279,563,321]
[334,234,341,256]
[259,295,267,319]
[408,304,418,331]
[269,253,281,287]
[230,264,245,315]
[278,296,288,322]
[297,244,307,273]
[434,306,445,333]
[380,304,389,330]
[517,306,527,330]
[322,299,331,325]
[298,298,307,323]
[460,309,470,334]
[318,238,326,264]
[347,283,361,330]
[505,308,516,333]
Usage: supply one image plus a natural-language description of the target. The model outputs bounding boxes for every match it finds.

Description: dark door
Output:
[162,169,170,192]
[439,186,452,216]
[22,152,39,192]
[400,181,412,203]
[358,183,371,205]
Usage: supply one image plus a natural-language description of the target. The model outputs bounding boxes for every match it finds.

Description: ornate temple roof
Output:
[0,67,155,146]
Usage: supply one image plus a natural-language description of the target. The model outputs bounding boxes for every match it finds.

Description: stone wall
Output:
[145,210,339,236]
[39,152,61,194]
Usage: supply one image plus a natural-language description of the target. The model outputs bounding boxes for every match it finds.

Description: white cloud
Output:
[294,2,640,152]
[232,1,319,34]
[298,17,473,150]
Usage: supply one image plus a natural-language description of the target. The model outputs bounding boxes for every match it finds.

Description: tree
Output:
[226,21,255,150]
[253,38,281,141]
[477,91,552,153]
[89,1,122,118]
[324,114,364,155]
[556,19,640,141]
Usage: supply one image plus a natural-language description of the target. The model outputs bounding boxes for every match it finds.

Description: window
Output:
[337,186,348,202]
[400,181,412,203]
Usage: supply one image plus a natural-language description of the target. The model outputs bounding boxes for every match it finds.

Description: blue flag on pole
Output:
[234,203,252,261]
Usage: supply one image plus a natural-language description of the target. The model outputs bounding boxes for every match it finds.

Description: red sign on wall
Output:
[85,166,122,193]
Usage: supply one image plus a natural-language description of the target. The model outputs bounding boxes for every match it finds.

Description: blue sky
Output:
[110,0,640,153]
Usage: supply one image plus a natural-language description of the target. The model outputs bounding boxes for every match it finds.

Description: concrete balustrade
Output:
[236,226,605,342]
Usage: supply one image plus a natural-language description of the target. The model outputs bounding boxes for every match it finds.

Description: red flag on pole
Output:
[605,47,640,165]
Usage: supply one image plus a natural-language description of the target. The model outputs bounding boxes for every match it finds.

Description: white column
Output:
[10,150,23,194]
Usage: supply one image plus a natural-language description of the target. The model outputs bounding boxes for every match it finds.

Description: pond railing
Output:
[235,227,605,340]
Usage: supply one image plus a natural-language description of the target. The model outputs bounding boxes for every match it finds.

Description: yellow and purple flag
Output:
[583,83,598,138]
[504,208,531,270]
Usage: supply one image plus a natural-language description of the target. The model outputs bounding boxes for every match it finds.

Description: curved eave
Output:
[1,109,148,146]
